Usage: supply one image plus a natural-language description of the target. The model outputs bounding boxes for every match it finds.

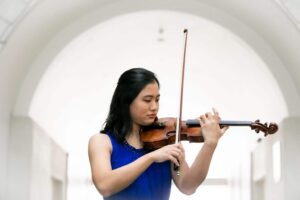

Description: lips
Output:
[147,114,157,118]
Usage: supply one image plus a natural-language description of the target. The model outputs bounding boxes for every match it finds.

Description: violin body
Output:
[141,117,204,150]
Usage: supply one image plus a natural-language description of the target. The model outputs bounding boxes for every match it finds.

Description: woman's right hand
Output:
[148,144,184,166]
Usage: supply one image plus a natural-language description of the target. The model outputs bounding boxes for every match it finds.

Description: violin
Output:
[141,117,279,150]
[142,29,279,173]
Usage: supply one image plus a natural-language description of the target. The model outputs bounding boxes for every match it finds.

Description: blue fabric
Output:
[104,133,172,200]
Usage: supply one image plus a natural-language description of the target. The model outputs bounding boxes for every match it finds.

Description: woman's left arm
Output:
[172,108,228,195]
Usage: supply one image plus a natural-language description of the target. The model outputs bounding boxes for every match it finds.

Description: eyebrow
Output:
[143,94,160,98]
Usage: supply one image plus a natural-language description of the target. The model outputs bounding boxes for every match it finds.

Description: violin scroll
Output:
[250,119,279,136]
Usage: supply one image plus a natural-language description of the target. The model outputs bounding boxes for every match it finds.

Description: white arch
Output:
[11,0,300,117]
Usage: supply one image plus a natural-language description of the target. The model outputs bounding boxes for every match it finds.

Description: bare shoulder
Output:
[88,133,112,153]
[88,133,113,179]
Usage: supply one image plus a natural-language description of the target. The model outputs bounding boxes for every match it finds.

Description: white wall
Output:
[6,117,33,200]
[252,131,284,200]
[1,0,300,199]
[0,105,10,199]
[251,117,300,200]
[6,116,68,200]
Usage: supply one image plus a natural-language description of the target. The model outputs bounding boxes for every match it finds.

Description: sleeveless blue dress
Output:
[104,133,172,200]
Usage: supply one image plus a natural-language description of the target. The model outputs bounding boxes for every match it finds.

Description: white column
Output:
[281,117,300,200]
[252,116,300,200]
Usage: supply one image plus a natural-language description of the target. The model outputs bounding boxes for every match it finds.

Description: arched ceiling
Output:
[27,10,287,153]
[2,0,298,117]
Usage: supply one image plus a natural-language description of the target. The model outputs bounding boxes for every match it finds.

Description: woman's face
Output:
[130,82,160,127]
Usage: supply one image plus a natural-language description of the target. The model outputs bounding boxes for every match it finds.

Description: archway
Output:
[21,10,287,199]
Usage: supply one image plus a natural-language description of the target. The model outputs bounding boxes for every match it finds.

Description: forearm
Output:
[94,153,154,197]
[180,142,217,191]
[176,108,227,193]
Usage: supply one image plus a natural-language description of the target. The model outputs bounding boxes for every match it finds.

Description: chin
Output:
[141,119,156,126]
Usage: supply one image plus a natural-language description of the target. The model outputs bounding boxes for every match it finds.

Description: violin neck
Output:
[186,119,253,127]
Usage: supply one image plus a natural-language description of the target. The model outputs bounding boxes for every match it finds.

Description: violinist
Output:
[88,68,229,200]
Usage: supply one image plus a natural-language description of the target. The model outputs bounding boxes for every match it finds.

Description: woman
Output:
[88,68,228,200]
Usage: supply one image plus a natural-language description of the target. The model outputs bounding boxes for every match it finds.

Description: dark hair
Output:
[102,68,160,142]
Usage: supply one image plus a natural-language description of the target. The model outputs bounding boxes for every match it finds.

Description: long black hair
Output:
[102,68,160,142]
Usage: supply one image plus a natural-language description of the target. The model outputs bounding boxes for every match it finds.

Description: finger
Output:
[176,143,184,154]
[178,143,185,152]
[166,145,181,154]
[170,144,181,152]
[178,149,184,161]
[168,155,180,166]
[170,148,181,157]
[196,117,202,126]
[196,116,201,124]
[206,112,213,119]
[172,144,184,161]
[170,143,180,147]
[212,107,219,117]
[212,107,221,121]
[200,115,206,123]
[221,126,229,135]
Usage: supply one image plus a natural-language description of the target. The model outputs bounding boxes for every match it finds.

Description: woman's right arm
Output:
[88,133,154,197]
[88,133,182,197]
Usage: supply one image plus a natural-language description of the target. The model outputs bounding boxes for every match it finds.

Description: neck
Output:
[126,124,143,149]
[131,123,141,135]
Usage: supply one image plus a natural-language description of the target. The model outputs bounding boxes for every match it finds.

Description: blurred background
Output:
[1,0,300,199]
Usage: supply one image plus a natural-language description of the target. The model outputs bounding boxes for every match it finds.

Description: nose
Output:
[150,100,159,111]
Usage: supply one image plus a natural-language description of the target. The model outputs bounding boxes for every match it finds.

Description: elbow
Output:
[179,186,196,196]
[177,177,202,195]
[98,188,113,198]
[177,181,197,195]
[93,178,114,197]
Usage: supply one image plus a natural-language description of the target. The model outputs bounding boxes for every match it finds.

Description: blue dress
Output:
[104,133,172,200]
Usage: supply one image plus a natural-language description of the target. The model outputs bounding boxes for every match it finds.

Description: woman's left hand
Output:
[197,108,228,145]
